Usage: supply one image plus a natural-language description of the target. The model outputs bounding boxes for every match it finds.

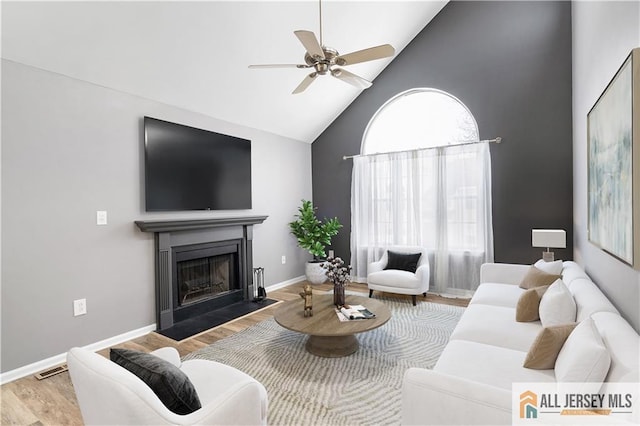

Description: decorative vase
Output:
[305,261,327,285]
[333,283,345,307]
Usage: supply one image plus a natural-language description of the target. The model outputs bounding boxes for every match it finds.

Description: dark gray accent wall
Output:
[312,1,573,265]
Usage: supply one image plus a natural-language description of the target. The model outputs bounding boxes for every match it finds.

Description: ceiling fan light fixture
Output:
[316,63,329,74]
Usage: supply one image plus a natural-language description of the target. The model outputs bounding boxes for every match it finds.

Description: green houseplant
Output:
[289,200,342,284]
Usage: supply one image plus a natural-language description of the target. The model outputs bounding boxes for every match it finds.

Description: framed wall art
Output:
[588,48,640,268]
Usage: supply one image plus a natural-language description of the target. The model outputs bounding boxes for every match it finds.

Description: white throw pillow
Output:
[539,279,576,327]
[534,259,563,275]
[555,317,611,389]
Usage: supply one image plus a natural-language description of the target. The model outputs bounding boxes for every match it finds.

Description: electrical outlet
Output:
[281,255,286,264]
[96,211,107,225]
[73,299,87,316]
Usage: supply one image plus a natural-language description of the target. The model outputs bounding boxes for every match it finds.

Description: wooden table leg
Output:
[305,334,359,357]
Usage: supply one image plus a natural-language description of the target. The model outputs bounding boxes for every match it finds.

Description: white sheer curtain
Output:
[350,142,494,294]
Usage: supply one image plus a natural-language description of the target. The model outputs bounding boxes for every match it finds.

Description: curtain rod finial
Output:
[495,137,502,144]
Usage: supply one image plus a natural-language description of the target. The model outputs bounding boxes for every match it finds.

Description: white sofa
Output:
[401,261,640,425]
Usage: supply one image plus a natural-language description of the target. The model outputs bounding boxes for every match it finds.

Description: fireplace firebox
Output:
[172,241,242,323]
[177,254,233,306]
[135,216,268,331]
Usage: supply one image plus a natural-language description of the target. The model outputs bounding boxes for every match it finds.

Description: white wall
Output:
[1,60,311,373]
[572,1,640,331]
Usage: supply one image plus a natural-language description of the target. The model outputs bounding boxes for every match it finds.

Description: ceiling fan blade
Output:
[294,30,325,60]
[248,64,309,69]
[292,72,318,94]
[335,44,395,66]
[330,68,372,89]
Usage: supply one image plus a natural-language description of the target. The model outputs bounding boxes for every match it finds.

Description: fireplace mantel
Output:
[135,215,268,331]
[135,215,268,233]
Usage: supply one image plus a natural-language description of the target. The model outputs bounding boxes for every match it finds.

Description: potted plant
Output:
[289,200,342,284]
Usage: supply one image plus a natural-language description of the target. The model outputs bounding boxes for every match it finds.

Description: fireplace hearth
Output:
[135,216,267,331]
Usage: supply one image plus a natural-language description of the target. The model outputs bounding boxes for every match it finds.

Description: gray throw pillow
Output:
[384,250,422,273]
[110,348,201,415]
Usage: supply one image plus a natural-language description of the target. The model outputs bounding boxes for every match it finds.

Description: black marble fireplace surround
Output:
[135,216,267,331]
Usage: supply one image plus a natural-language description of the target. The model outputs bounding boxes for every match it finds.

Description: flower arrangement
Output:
[322,256,351,306]
[322,256,351,285]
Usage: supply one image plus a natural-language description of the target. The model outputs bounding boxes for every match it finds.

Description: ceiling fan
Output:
[248,0,395,94]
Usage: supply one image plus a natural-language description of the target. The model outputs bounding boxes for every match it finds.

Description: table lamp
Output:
[532,229,566,262]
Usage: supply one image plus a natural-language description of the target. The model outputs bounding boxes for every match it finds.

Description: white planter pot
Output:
[305,261,327,285]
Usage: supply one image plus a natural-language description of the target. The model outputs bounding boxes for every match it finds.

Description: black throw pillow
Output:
[110,348,201,415]
[384,250,422,273]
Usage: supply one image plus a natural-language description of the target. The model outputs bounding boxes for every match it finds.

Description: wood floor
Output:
[0,281,469,425]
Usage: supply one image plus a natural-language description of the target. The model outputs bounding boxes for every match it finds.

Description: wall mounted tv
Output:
[144,117,252,211]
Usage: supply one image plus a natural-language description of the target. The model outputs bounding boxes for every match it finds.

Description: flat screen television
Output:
[144,117,252,211]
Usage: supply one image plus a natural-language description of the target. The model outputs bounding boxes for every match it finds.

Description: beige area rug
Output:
[184,295,464,425]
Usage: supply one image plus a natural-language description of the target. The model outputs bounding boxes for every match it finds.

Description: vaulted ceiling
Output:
[1,1,447,143]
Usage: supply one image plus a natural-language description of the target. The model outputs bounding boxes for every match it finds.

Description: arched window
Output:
[362,88,479,154]
[351,88,493,295]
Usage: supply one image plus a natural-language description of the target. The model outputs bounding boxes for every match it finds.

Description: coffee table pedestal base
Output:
[305,334,359,358]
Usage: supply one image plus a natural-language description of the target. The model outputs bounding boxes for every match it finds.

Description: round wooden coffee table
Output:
[274,293,391,357]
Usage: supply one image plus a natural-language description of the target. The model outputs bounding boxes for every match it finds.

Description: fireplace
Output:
[172,240,242,323]
[135,216,267,331]
[177,252,234,307]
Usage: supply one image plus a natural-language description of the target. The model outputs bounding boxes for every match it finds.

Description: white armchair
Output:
[67,346,268,425]
[367,245,430,305]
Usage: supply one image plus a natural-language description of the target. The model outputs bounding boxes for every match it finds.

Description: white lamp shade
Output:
[532,229,566,248]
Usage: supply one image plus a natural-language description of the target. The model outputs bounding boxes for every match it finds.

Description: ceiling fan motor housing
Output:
[305,47,339,75]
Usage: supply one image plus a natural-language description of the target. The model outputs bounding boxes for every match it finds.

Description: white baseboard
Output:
[266,275,305,292]
[0,324,156,385]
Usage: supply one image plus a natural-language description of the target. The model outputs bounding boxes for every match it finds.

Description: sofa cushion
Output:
[539,279,576,327]
[470,283,524,308]
[434,340,556,391]
[384,250,421,273]
[591,312,640,383]
[561,261,590,285]
[516,285,549,322]
[534,259,563,275]
[519,266,562,290]
[555,317,611,386]
[567,278,619,321]
[523,323,577,369]
[449,304,542,352]
[367,269,420,289]
[110,348,201,415]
